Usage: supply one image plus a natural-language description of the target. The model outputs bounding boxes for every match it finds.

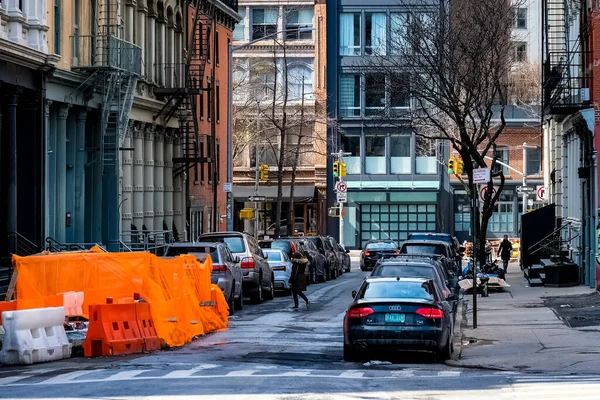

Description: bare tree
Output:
[359,0,517,265]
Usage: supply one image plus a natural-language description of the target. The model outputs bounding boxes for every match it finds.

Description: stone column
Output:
[146,10,157,82]
[122,122,134,233]
[45,101,55,239]
[55,104,70,242]
[153,129,164,229]
[163,134,174,233]
[137,3,147,77]
[132,123,145,230]
[125,0,136,43]
[26,0,47,52]
[173,137,184,240]
[74,108,87,242]
[6,92,18,253]
[167,24,175,86]
[143,125,155,230]
[6,0,25,45]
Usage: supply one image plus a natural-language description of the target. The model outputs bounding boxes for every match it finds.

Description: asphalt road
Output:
[1,261,599,399]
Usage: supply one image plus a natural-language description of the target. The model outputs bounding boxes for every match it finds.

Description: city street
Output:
[1,261,600,399]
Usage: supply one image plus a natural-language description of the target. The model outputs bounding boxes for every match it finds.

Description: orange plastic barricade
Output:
[84,303,145,357]
[0,301,17,326]
[135,303,161,352]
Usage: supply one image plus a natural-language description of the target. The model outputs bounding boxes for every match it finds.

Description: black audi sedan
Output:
[343,277,454,362]
[360,240,399,271]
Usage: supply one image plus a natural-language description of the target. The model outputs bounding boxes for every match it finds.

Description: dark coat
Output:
[289,258,308,291]
[498,239,512,261]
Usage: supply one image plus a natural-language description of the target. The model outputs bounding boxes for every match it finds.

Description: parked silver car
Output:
[198,232,274,303]
[164,242,243,314]
[264,249,293,295]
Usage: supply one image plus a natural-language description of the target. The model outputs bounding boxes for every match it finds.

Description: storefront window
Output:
[454,190,471,232]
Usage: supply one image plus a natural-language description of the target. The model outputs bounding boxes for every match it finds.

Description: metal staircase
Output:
[154,1,217,177]
[0,232,40,299]
[71,0,141,251]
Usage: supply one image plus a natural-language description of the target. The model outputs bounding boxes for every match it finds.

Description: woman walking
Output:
[289,252,311,310]
[498,235,513,273]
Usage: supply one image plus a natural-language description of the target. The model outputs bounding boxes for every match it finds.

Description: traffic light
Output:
[259,164,269,181]
[456,159,464,175]
[447,157,456,174]
[339,163,347,177]
[333,161,340,177]
[240,208,255,220]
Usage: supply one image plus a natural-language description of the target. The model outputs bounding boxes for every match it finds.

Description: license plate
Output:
[385,313,405,324]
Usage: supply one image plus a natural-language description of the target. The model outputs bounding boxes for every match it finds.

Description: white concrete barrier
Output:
[0,307,72,365]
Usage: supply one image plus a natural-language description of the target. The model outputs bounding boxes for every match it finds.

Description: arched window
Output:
[288,61,314,101]
[249,60,277,100]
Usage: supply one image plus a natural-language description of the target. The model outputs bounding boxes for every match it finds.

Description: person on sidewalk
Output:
[498,235,512,273]
[289,252,310,310]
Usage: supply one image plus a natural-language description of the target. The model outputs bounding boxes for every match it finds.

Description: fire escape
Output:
[542,0,591,114]
[71,0,142,251]
[154,1,217,179]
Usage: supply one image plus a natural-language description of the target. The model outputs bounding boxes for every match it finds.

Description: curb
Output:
[447,297,466,364]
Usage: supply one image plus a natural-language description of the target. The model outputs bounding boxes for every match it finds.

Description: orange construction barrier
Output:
[135,302,161,352]
[12,250,228,347]
[0,301,17,326]
[84,303,144,357]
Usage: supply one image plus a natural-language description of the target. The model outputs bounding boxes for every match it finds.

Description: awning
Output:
[233,185,315,202]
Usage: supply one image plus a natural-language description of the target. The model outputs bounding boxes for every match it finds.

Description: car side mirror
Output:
[345,249,350,253]
[352,290,357,298]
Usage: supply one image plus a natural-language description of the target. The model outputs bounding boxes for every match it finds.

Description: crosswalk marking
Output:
[163,364,220,379]
[339,370,364,378]
[437,370,462,377]
[39,370,101,385]
[225,369,258,377]
[104,370,151,381]
[0,375,33,385]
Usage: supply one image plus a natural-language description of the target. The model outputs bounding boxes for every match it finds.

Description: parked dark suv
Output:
[307,236,337,281]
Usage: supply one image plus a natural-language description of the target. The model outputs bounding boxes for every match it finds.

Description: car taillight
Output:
[241,257,255,269]
[416,307,444,319]
[212,264,226,272]
[364,251,372,256]
[393,251,399,254]
[290,242,296,254]
[347,307,375,319]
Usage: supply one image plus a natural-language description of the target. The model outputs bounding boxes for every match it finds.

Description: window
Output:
[286,8,314,40]
[390,13,408,55]
[207,78,213,120]
[288,62,314,100]
[200,88,204,119]
[454,191,471,232]
[390,135,411,174]
[342,135,361,174]
[339,74,361,117]
[416,136,437,174]
[390,74,410,111]
[493,148,510,176]
[489,202,514,233]
[216,84,220,122]
[199,136,205,181]
[514,8,527,29]
[250,61,276,99]
[365,74,385,116]
[73,0,80,59]
[526,147,541,176]
[207,207,213,232]
[251,143,278,166]
[365,13,387,55]
[339,13,361,55]
[207,136,213,183]
[215,30,219,64]
[54,0,61,54]
[252,8,278,41]
[513,42,527,62]
[217,141,220,181]
[233,7,246,41]
[366,135,386,174]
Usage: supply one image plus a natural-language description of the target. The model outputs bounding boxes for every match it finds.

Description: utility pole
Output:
[254,147,260,241]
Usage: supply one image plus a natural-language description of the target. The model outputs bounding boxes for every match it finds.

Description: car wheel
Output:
[251,274,264,304]
[332,267,338,279]
[437,335,453,361]
[234,285,243,310]
[343,344,365,362]
[264,277,275,300]
[228,287,235,316]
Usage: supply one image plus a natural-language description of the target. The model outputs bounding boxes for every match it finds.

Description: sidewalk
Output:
[449,263,600,374]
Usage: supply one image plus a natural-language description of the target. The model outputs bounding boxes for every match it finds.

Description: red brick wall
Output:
[188,6,232,232]
[449,126,543,180]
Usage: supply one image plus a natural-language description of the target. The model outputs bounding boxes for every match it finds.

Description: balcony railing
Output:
[543,51,592,113]
[72,35,142,75]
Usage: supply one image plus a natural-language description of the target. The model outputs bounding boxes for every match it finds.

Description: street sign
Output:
[516,186,535,193]
[536,185,545,201]
[473,168,491,184]
[248,195,266,202]
[479,186,496,201]
[336,191,347,203]
[223,182,232,193]
[336,181,347,193]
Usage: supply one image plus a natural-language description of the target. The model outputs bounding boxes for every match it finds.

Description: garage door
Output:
[360,204,437,247]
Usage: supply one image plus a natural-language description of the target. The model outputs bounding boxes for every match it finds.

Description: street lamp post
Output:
[226,27,315,232]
